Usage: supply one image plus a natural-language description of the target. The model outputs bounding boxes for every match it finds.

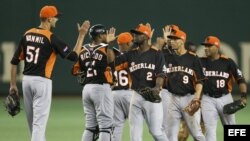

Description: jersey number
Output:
[86,61,97,77]
[216,79,225,88]
[183,75,189,84]
[26,46,40,64]
[147,72,153,80]
[114,70,129,86]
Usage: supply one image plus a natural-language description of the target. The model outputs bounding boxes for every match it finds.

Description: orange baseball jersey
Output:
[163,51,205,96]
[112,50,132,90]
[115,47,166,90]
[11,27,77,79]
[113,69,131,90]
[200,55,246,97]
[72,43,113,84]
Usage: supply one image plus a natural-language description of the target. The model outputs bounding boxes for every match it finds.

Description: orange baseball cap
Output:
[40,5,61,18]
[117,32,133,44]
[168,30,186,41]
[201,36,220,48]
[170,24,180,32]
[130,24,151,38]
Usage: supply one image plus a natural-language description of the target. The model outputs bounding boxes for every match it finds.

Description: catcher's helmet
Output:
[89,24,106,39]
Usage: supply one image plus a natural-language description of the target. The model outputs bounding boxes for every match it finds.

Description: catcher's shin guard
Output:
[86,126,99,141]
[99,127,114,141]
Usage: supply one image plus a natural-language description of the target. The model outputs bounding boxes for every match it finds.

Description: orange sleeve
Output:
[72,61,80,76]
[104,67,113,84]
[115,62,128,71]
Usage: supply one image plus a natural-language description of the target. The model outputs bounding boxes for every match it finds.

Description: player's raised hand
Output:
[145,23,154,39]
[163,25,172,40]
[106,27,116,43]
[77,20,90,35]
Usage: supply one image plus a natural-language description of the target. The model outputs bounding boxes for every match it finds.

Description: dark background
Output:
[0,0,249,95]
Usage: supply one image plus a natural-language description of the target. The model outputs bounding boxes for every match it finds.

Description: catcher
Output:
[200,36,247,141]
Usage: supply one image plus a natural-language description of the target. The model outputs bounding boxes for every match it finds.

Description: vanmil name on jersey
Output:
[166,66,193,75]
[129,63,155,72]
[26,35,44,44]
[204,70,229,78]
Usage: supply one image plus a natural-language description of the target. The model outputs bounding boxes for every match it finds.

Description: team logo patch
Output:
[203,67,206,75]
[163,65,167,72]
[63,46,68,52]
[237,69,243,76]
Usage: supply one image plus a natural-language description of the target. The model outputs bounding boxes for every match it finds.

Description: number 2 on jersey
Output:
[147,72,153,80]
[26,46,40,64]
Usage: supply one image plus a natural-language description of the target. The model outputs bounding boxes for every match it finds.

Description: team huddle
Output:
[8,5,247,141]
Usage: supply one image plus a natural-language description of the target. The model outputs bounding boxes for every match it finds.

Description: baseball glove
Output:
[137,87,162,103]
[223,99,246,115]
[4,91,21,117]
[178,119,189,141]
[183,98,201,116]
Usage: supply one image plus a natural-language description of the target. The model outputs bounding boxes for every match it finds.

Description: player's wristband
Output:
[241,92,247,99]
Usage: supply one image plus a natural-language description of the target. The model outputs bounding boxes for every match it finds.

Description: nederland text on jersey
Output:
[129,63,155,72]
[204,70,229,78]
[166,66,193,75]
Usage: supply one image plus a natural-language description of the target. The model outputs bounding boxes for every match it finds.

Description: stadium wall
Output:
[1,0,250,95]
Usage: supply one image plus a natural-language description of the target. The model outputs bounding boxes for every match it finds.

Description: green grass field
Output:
[0,97,249,141]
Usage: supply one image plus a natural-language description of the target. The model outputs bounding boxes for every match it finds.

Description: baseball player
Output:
[152,25,179,54]
[9,5,90,141]
[161,30,206,141]
[178,41,206,141]
[72,24,116,141]
[112,24,168,141]
[159,24,178,134]
[159,25,203,141]
[185,41,197,53]
[200,36,247,141]
[178,41,197,141]
[112,32,133,141]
